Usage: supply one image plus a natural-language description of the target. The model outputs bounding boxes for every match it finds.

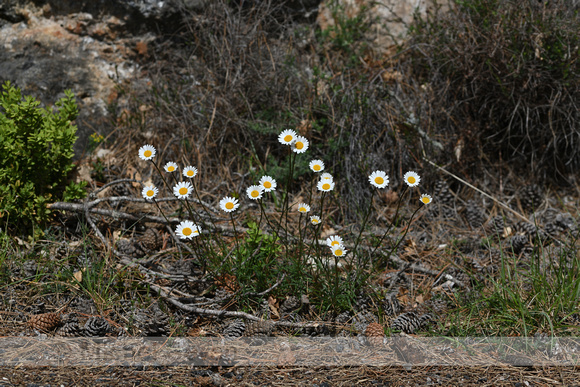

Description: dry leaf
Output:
[73,270,83,283]
[268,296,280,319]
[15,237,31,249]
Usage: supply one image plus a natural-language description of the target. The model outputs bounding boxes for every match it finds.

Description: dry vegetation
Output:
[1,0,580,384]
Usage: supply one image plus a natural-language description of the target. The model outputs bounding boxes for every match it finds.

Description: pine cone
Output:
[132,306,169,336]
[520,184,543,212]
[53,245,69,260]
[475,248,501,273]
[21,260,38,278]
[433,180,454,205]
[28,312,61,332]
[510,234,529,255]
[223,319,246,339]
[515,221,538,237]
[472,254,498,274]
[244,320,273,337]
[465,199,486,228]
[280,296,301,315]
[544,222,563,238]
[76,251,92,268]
[365,322,385,346]
[334,311,352,325]
[486,215,506,237]
[383,293,402,317]
[426,298,449,314]
[84,316,110,337]
[555,213,576,230]
[116,238,138,256]
[137,228,162,252]
[391,312,423,334]
[57,314,84,337]
[419,313,434,328]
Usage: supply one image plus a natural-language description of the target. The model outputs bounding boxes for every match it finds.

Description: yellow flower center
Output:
[167,166,175,172]
[408,176,416,184]
[144,150,152,157]
[251,190,259,198]
[263,181,272,189]
[182,228,192,236]
[312,219,319,224]
[313,165,321,171]
[299,207,306,212]
[375,176,384,185]
[187,170,194,176]
[296,142,303,149]
[284,134,292,142]
[331,241,340,246]
[422,197,430,203]
[225,202,234,210]
[335,249,343,256]
[147,190,154,197]
[179,187,188,195]
[322,183,330,190]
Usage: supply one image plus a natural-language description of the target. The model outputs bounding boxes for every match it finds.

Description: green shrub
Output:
[0,81,86,234]
[406,0,580,180]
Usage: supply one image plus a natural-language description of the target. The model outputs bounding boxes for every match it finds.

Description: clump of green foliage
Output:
[0,81,86,234]
[406,0,580,180]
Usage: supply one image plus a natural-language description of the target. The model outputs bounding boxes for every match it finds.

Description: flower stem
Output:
[370,186,409,258]
[351,189,376,264]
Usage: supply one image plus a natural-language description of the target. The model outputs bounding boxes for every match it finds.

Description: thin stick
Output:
[423,157,529,223]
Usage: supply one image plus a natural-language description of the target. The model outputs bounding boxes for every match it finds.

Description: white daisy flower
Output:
[259,175,277,192]
[164,162,178,173]
[278,129,297,145]
[320,172,333,181]
[138,144,156,161]
[183,166,198,178]
[331,245,348,257]
[247,185,264,200]
[173,181,193,199]
[326,235,344,248]
[369,170,389,189]
[317,179,335,192]
[404,171,420,187]
[292,136,309,153]
[297,203,311,213]
[220,196,240,213]
[175,220,201,240]
[420,194,433,205]
[309,160,325,173]
[141,185,158,200]
[310,215,321,225]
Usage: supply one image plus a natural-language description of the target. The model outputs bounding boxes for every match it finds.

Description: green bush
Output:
[406,0,580,180]
[0,81,86,234]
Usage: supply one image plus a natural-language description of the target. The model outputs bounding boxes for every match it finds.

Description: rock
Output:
[0,0,187,158]
[317,0,449,51]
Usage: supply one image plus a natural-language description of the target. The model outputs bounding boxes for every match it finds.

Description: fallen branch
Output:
[149,282,322,330]
[49,200,245,234]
